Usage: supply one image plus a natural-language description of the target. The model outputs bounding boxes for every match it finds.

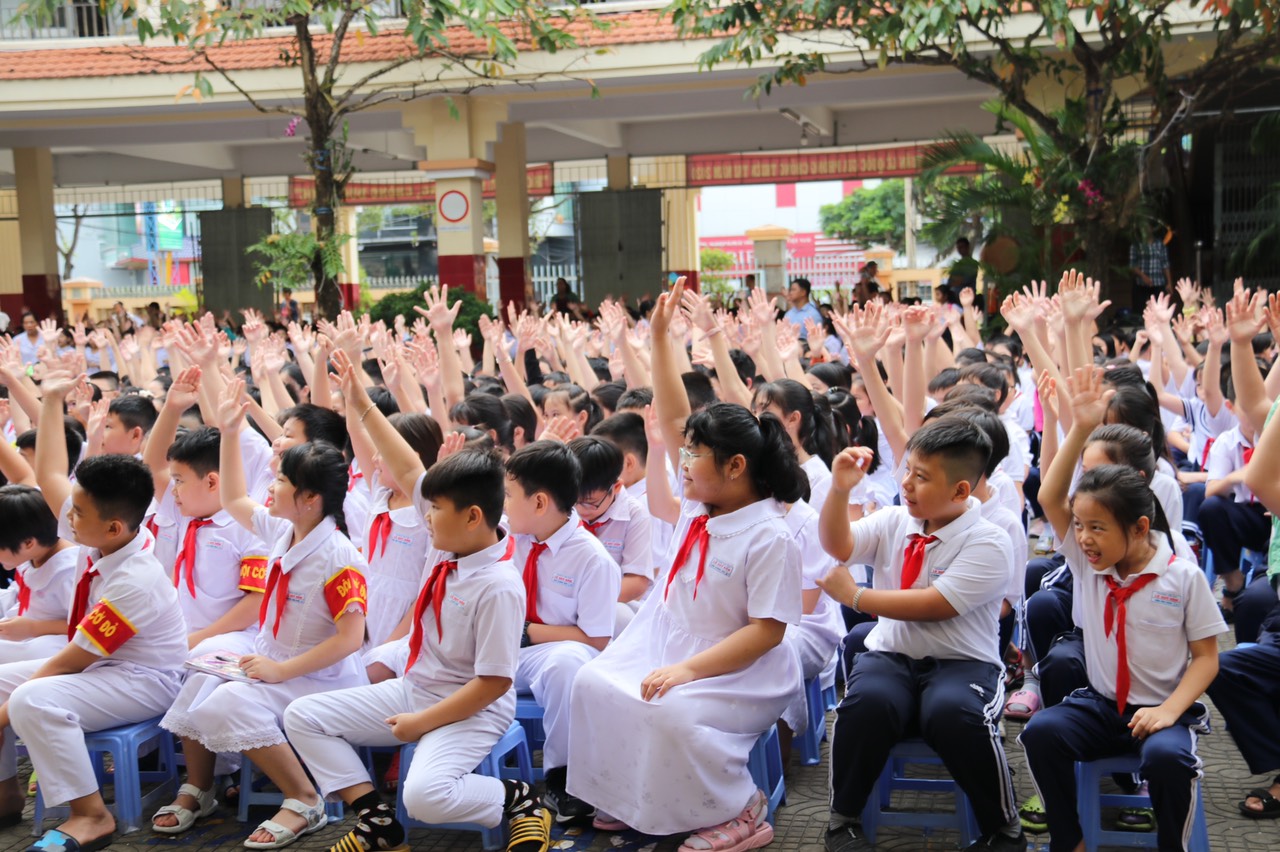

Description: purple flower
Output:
[285,116,301,138]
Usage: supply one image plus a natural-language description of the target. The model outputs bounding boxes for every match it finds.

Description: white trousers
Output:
[0,659,183,807]
[284,679,511,827]
[0,636,68,665]
[513,641,598,769]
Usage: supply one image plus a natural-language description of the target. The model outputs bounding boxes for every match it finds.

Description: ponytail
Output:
[755,413,807,504]
[279,442,351,538]
[683,402,806,504]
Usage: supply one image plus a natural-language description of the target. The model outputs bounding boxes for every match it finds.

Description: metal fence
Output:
[0,0,124,40]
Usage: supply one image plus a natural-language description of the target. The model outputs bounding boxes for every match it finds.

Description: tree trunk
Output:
[310,155,343,322]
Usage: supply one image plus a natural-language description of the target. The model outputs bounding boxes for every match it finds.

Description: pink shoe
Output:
[677,789,774,852]
[1004,689,1041,721]
[592,811,629,831]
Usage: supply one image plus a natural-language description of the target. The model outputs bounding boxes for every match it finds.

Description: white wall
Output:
[697,179,881,237]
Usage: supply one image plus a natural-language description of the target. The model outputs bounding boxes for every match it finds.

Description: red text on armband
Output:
[239,557,269,593]
[323,567,368,621]
[77,599,138,655]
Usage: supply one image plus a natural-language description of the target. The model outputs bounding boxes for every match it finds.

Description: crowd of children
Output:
[0,270,1275,852]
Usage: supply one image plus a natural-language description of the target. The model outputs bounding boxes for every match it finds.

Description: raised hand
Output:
[1036,370,1059,423]
[542,414,583,444]
[775,320,800,362]
[1175,277,1201,310]
[165,366,203,412]
[436,430,466,462]
[40,370,82,399]
[38,318,60,347]
[416,285,461,334]
[1147,292,1175,326]
[901,304,935,344]
[215,378,250,433]
[680,290,718,335]
[959,287,975,309]
[649,277,686,338]
[1000,293,1036,333]
[831,445,874,492]
[1066,366,1114,433]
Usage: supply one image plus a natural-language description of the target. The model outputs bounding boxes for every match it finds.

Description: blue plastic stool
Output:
[1075,754,1210,850]
[31,717,179,835]
[513,695,546,781]
[747,725,786,825]
[236,757,344,825]
[860,739,980,845]
[797,676,832,766]
[1242,548,1267,584]
[824,682,839,711]
[395,720,533,851]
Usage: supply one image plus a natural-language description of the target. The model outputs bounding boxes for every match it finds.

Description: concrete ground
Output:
[0,631,1272,852]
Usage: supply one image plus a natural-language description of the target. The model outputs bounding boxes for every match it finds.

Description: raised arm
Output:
[1041,366,1113,542]
[214,378,260,532]
[0,430,36,487]
[835,305,907,463]
[643,403,680,525]
[818,445,871,563]
[415,286,467,412]
[683,290,751,407]
[34,372,81,516]
[144,366,202,498]
[651,278,692,471]
[1200,308,1227,417]
[900,305,933,436]
[1226,288,1272,428]
[334,349,426,497]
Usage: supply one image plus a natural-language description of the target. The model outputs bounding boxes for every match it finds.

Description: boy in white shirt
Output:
[0,485,78,663]
[507,441,620,823]
[286,447,548,852]
[0,387,188,851]
[816,418,1023,852]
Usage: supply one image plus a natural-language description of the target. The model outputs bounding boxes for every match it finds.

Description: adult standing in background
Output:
[944,237,981,306]
[1130,228,1173,302]
[784,277,824,340]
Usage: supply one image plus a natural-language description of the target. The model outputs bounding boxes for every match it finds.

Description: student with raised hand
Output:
[1021,366,1224,852]
[568,278,804,851]
[2,370,188,852]
[816,416,1022,852]
[155,378,368,848]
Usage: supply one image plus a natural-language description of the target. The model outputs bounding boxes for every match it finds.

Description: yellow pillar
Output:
[13,148,60,319]
[606,155,630,191]
[406,96,505,295]
[0,190,21,323]
[337,206,361,310]
[664,188,701,291]
[222,175,246,209]
[494,121,530,309]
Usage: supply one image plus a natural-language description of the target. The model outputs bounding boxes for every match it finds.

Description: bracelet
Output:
[359,403,376,422]
[851,586,866,613]
[520,620,532,648]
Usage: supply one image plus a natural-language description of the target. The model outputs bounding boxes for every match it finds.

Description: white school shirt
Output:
[251,507,368,679]
[514,512,619,640]
[581,487,655,580]
[1205,426,1255,504]
[844,499,1013,666]
[1059,534,1225,707]
[1006,388,1035,433]
[987,468,1023,520]
[69,528,189,671]
[1181,396,1238,468]
[802,455,833,513]
[1000,417,1031,484]
[1152,463,1184,529]
[629,478,673,582]
[664,498,801,639]
[783,500,844,646]
[406,533,525,694]
[150,484,182,579]
[979,498,1027,604]
[1,546,79,622]
[169,510,269,632]
[359,479,434,647]
[241,428,275,505]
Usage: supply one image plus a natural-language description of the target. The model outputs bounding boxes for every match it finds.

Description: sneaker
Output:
[963,829,1028,851]
[1018,795,1048,833]
[824,823,873,852]
[543,786,595,824]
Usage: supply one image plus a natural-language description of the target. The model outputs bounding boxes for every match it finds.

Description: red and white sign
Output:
[438,190,470,223]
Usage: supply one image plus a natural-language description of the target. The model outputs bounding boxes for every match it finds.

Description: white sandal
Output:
[243,796,327,849]
[152,783,218,834]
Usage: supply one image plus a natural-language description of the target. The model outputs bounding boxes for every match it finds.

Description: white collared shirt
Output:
[979,498,1027,604]
[845,499,1012,666]
[407,533,525,691]
[663,498,802,643]
[169,510,269,632]
[784,500,843,640]
[802,455,833,513]
[1205,426,1255,504]
[513,511,619,640]
[1061,534,1225,707]
[69,528,189,670]
[1181,396,1238,468]
[582,488,655,580]
[2,545,79,623]
[251,507,368,671]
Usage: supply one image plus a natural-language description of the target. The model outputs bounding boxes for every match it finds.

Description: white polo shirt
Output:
[3,546,79,622]
[844,499,1012,666]
[1205,426,1255,504]
[784,499,843,646]
[70,528,189,671]
[802,455,833,513]
[514,511,619,640]
[1181,396,1238,468]
[241,428,275,505]
[1060,534,1225,707]
[987,468,1023,519]
[407,532,525,694]
[581,488,654,580]
[169,510,269,632]
[627,478,673,586]
[979,499,1027,604]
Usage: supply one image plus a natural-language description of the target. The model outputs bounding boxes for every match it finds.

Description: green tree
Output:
[22,0,597,320]
[819,180,906,252]
[368,281,494,342]
[671,0,1280,289]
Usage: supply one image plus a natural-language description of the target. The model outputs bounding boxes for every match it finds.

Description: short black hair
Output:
[790,277,812,296]
[616,387,653,413]
[591,412,647,466]
[501,394,537,448]
[74,454,154,532]
[928,367,961,397]
[504,441,581,514]
[681,371,717,412]
[420,449,506,530]
[452,394,514,453]
[166,426,222,478]
[904,417,991,490]
[89,371,121,392]
[0,485,59,553]
[17,418,83,475]
[280,404,348,449]
[591,380,627,416]
[567,436,624,497]
[957,362,1009,408]
[108,394,158,435]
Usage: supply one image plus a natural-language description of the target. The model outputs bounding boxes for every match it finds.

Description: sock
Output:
[335,793,405,852]
[543,765,567,793]
[502,780,548,852]
[999,817,1023,839]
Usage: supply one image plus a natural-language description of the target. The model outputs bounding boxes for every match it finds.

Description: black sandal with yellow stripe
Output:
[328,800,408,852]
[503,780,551,852]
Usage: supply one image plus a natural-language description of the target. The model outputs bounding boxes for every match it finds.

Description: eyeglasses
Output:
[576,489,614,510]
[679,447,709,465]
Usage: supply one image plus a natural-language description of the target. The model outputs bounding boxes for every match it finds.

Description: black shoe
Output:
[542,786,595,824]
[824,823,873,852]
[963,830,1028,851]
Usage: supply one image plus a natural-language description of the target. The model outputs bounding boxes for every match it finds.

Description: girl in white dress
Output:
[154,380,368,849]
[343,407,441,651]
[752,377,839,512]
[568,278,805,852]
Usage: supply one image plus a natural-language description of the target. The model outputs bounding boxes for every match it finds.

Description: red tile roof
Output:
[0,10,685,81]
